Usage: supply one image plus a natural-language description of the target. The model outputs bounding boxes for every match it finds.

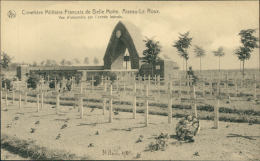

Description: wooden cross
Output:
[16,81,29,108]
[2,83,9,107]
[15,81,24,109]
[128,81,144,119]
[32,84,42,112]
[74,93,89,119]
[61,77,67,91]
[137,76,143,94]
[90,76,96,92]
[222,74,230,95]
[157,75,161,96]
[166,83,180,123]
[102,84,120,122]
[11,79,20,104]
[47,75,50,82]
[178,75,182,97]
[101,75,105,85]
[38,79,48,109]
[70,76,76,91]
[186,75,194,95]
[181,86,206,118]
[136,85,155,127]
[252,74,260,99]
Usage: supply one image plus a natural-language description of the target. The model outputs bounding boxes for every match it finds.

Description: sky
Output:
[1,1,259,70]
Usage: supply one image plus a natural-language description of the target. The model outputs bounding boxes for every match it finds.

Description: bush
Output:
[66,82,71,91]
[94,75,101,86]
[2,78,12,90]
[26,72,40,89]
[49,81,55,89]
[109,72,117,83]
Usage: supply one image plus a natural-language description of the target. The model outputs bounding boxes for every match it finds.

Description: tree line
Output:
[0,56,100,70]
[142,29,258,78]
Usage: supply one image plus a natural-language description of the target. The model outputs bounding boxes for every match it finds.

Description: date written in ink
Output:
[103,150,132,156]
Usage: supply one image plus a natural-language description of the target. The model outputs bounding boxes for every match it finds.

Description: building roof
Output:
[28,66,104,71]
[163,59,180,69]
[120,21,146,57]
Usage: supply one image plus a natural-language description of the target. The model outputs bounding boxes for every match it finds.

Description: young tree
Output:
[84,57,89,65]
[142,37,162,76]
[212,47,225,72]
[93,57,99,65]
[1,52,12,69]
[194,45,206,73]
[172,31,193,73]
[234,29,259,78]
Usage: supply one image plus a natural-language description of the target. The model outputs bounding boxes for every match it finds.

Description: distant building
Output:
[17,21,179,81]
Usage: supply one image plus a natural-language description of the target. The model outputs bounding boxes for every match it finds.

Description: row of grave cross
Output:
[2,74,259,129]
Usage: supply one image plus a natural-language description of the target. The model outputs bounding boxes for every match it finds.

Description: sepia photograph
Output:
[1,1,259,160]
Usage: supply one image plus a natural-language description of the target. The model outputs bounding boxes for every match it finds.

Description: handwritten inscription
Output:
[103,150,132,156]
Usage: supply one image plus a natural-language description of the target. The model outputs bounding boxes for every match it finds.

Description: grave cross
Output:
[186,75,194,95]
[102,84,120,122]
[74,93,89,119]
[252,74,260,99]
[129,81,144,119]
[101,75,105,85]
[137,76,143,94]
[61,77,67,91]
[90,76,96,92]
[157,75,161,96]
[47,75,50,82]
[11,79,21,104]
[181,86,206,118]
[32,84,42,112]
[166,83,180,123]
[136,85,155,127]
[16,81,29,109]
[2,83,9,107]
[39,79,47,108]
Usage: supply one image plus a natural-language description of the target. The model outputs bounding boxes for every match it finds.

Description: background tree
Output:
[74,58,80,65]
[93,57,99,65]
[45,59,52,66]
[40,60,45,66]
[51,60,59,66]
[194,45,206,73]
[60,59,67,66]
[66,60,73,66]
[142,37,162,76]
[84,57,89,65]
[234,29,259,78]
[32,61,38,67]
[1,52,12,69]
[172,31,193,73]
[212,47,225,72]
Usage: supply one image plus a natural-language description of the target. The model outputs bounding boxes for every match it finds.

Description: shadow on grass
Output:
[108,126,145,132]
[15,112,25,115]
[77,121,109,126]
[226,133,260,140]
[53,118,70,122]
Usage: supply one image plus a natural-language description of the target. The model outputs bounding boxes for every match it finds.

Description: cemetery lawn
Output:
[1,98,260,160]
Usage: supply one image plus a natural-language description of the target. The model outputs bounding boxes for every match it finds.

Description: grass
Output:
[1,133,91,160]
